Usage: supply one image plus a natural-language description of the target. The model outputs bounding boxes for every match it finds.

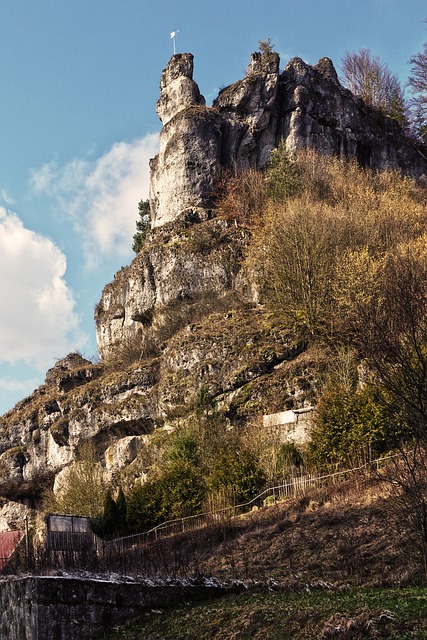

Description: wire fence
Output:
[103,455,392,554]
[1,454,395,576]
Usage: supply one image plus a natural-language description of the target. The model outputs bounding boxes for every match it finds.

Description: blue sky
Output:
[0,0,426,415]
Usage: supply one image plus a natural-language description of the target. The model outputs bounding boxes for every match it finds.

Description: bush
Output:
[247,149,427,342]
[310,380,408,467]
[127,479,166,532]
[160,460,207,519]
[126,459,208,532]
[214,165,268,224]
[267,139,301,200]
[209,450,266,504]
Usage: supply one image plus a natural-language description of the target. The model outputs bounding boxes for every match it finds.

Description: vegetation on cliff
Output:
[2,139,427,591]
[46,148,427,560]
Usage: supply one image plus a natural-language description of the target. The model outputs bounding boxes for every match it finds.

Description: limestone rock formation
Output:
[0,304,321,525]
[149,51,427,228]
[95,216,249,361]
[1,47,426,534]
[149,53,222,228]
[156,52,206,126]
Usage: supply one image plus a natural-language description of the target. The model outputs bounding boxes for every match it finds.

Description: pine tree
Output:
[132,200,151,253]
[116,487,127,535]
[102,490,118,539]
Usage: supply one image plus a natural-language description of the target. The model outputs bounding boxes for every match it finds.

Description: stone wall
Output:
[0,576,237,639]
[263,407,314,445]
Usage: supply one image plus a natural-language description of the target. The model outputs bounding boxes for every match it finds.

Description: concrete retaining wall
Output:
[0,576,235,639]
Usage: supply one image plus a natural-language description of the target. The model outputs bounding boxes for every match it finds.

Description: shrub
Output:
[310,379,408,467]
[127,479,165,532]
[160,460,207,519]
[127,461,207,532]
[209,450,266,504]
[247,149,427,342]
[214,165,268,224]
[267,139,301,201]
[194,384,214,418]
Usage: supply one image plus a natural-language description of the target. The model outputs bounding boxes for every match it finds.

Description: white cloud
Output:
[0,189,15,206]
[0,208,86,370]
[0,375,40,394]
[31,133,160,267]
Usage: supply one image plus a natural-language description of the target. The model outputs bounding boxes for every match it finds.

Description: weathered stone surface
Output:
[0,300,322,515]
[0,576,240,640]
[0,358,159,504]
[149,51,427,228]
[95,216,249,360]
[0,499,29,532]
[214,51,280,168]
[149,53,222,227]
[156,53,206,126]
[104,435,150,475]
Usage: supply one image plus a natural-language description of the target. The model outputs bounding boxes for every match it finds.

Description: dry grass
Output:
[245,149,427,339]
[185,475,423,587]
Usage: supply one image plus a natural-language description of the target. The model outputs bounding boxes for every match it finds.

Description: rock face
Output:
[149,53,222,228]
[95,216,249,360]
[0,300,322,519]
[0,577,239,640]
[1,47,425,534]
[149,51,427,228]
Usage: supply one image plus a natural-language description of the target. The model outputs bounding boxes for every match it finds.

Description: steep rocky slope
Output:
[0,214,324,529]
[1,48,425,532]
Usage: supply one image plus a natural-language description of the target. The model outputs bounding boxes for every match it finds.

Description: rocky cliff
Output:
[0,215,324,529]
[149,51,426,228]
[0,48,425,532]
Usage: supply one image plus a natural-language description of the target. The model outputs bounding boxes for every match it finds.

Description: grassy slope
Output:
[103,476,427,638]
[103,587,427,639]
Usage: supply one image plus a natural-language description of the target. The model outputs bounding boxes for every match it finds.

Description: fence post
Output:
[24,515,30,570]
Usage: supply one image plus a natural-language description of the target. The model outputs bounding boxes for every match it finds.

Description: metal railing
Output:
[1,454,397,576]
[105,455,394,553]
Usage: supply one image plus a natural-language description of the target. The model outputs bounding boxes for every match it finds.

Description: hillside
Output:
[0,47,426,559]
[101,474,427,639]
[1,152,426,537]
[0,46,427,639]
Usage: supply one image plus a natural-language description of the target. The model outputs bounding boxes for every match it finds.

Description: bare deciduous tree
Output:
[341,48,407,122]
[408,34,427,141]
[351,244,427,578]
[44,442,107,518]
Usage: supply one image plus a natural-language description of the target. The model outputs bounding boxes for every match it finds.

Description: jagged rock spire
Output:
[148,51,427,229]
[156,53,206,125]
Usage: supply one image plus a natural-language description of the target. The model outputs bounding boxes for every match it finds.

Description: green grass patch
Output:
[102,586,427,639]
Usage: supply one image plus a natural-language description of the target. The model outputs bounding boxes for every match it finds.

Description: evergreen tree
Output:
[267,139,301,200]
[132,199,151,253]
[102,490,118,539]
[116,486,127,535]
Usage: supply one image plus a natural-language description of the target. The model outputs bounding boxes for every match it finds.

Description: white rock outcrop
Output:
[149,51,427,228]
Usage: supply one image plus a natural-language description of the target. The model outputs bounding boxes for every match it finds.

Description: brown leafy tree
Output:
[350,244,427,578]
